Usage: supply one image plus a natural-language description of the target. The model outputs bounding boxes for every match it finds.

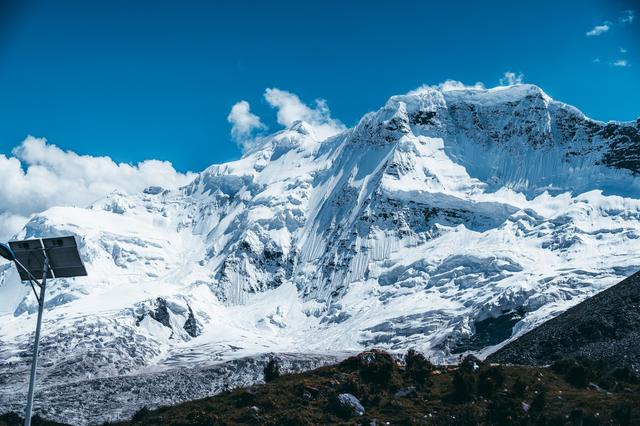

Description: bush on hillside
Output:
[264,358,281,382]
[478,366,505,398]
[130,407,150,423]
[612,365,638,383]
[450,371,476,402]
[458,354,483,373]
[551,357,597,388]
[357,350,395,387]
[511,377,527,398]
[404,349,433,387]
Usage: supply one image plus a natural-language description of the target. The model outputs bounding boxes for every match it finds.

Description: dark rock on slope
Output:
[488,271,640,368]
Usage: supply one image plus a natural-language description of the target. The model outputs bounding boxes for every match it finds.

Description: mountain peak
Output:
[444,83,552,105]
[402,83,552,108]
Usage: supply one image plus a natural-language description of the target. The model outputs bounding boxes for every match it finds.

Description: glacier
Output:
[1,84,640,423]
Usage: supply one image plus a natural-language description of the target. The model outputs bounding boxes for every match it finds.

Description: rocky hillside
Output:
[488,270,640,368]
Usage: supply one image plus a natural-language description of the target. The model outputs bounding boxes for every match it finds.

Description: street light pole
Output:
[23,253,48,426]
[1,238,86,425]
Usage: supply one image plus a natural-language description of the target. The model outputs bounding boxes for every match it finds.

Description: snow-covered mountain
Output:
[2,84,640,423]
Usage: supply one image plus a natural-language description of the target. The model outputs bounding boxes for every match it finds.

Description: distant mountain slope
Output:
[487,271,640,368]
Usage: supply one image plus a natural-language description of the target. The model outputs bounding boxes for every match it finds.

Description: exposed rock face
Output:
[183,305,199,337]
[1,84,640,422]
[147,297,171,328]
[135,297,199,340]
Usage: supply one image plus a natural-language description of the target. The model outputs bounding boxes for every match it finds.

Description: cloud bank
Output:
[0,136,195,239]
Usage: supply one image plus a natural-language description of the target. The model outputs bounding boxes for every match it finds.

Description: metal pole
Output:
[24,255,48,426]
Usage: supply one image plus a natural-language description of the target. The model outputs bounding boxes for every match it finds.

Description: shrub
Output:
[612,365,638,383]
[485,397,523,424]
[264,358,281,382]
[550,358,574,375]
[530,388,546,414]
[567,363,591,387]
[613,403,635,426]
[459,354,483,373]
[552,358,596,388]
[545,414,565,426]
[357,350,395,387]
[233,389,257,407]
[478,366,505,398]
[337,377,361,396]
[569,409,596,426]
[131,407,150,423]
[404,349,433,387]
[450,371,476,402]
[273,411,314,426]
[511,378,526,398]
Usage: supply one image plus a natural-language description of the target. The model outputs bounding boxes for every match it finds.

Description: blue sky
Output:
[0,0,638,173]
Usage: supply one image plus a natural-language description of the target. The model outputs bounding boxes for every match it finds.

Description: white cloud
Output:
[410,74,525,95]
[499,71,525,86]
[407,80,485,95]
[620,47,628,53]
[227,100,266,147]
[586,23,610,36]
[593,57,602,63]
[620,10,635,24]
[264,88,345,141]
[0,136,195,239]
[437,80,485,91]
[613,59,629,67]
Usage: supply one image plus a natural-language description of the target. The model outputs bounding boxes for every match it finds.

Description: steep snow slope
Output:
[1,84,640,423]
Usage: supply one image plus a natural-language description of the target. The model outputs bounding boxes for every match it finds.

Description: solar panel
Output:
[9,236,87,281]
